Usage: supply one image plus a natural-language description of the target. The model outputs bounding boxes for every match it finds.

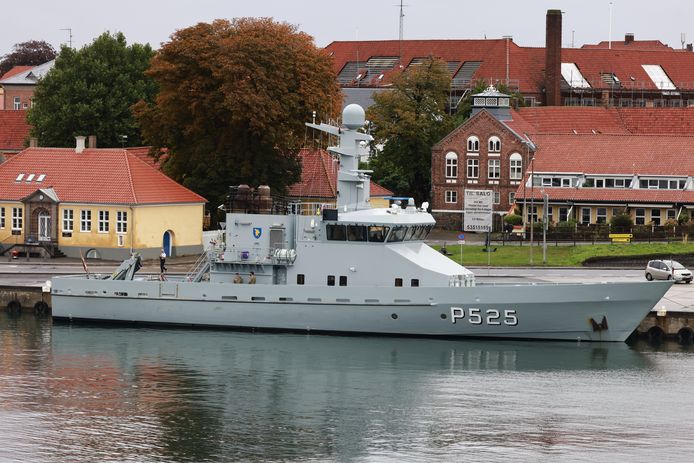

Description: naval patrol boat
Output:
[51,104,672,342]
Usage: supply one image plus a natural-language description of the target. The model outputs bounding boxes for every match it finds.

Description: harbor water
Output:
[2,312,694,462]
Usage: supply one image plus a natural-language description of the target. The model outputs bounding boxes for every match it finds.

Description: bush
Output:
[504,214,523,226]
[610,213,633,231]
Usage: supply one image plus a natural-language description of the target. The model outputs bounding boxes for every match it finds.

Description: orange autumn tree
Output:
[134,18,342,218]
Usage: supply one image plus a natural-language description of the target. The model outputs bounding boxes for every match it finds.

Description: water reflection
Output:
[2,313,693,462]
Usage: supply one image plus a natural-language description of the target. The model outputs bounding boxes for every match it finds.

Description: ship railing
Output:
[449,274,476,287]
[286,201,337,216]
[184,250,212,282]
[221,247,297,265]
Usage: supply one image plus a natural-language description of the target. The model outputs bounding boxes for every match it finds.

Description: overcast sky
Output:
[2,0,694,55]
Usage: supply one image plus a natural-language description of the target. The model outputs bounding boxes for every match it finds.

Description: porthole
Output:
[440,313,447,319]
[391,313,398,320]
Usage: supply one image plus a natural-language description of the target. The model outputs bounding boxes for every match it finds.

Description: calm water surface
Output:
[1,312,694,462]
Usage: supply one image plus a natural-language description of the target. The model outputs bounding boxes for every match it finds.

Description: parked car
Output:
[645,260,693,283]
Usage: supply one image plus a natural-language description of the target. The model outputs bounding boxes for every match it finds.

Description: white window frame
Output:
[635,208,646,225]
[558,207,569,222]
[509,153,522,180]
[62,209,73,232]
[80,209,91,232]
[650,209,661,225]
[488,159,500,179]
[596,207,607,224]
[509,192,516,205]
[488,136,501,153]
[116,211,128,234]
[580,207,591,224]
[466,158,479,179]
[445,152,458,178]
[493,191,500,205]
[445,191,457,204]
[467,136,480,153]
[11,207,22,230]
[98,210,109,233]
[13,96,21,110]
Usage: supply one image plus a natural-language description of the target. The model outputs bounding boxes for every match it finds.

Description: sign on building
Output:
[463,189,493,233]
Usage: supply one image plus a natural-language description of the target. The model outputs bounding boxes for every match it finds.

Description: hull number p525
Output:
[450,307,518,326]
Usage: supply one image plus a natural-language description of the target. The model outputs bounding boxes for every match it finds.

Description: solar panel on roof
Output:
[365,56,399,76]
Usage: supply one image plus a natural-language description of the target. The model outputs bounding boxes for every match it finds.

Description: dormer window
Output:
[467,136,479,153]
[488,136,501,153]
[445,152,458,178]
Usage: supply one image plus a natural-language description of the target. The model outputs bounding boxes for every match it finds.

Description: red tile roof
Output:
[0,110,30,150]
[0,147,206,205]
[504,107,694,136]
[288,148,392,199]
[0,66,32,81]
[518,186,694,205]
[327,39,694,93]
[581,40,672,51]
[126,147,168,170]
[529,134,694,176]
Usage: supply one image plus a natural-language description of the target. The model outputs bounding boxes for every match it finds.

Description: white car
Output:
[645,260,692,283]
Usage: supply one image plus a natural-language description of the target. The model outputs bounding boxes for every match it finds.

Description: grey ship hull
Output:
[51,277,671,342]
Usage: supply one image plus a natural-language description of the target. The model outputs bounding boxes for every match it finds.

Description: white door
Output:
[38,211,50,241]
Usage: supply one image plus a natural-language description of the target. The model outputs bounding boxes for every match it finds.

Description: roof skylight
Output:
[36,174,46,182]
[25,174,35,182]
[15,174,24,182]
[561,63,591,89]
[642,64,677,91]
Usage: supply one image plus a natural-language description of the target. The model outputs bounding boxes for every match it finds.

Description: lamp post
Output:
[542,191,548,265]
[522,135,537,266]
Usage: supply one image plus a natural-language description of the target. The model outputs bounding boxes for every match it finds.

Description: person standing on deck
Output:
[159,249,167,273]
[248,271,256,284]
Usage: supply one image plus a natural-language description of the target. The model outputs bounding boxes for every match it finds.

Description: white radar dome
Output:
[342,104,365,129]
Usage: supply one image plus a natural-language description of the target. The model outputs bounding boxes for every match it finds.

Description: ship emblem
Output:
[253,227,262,239]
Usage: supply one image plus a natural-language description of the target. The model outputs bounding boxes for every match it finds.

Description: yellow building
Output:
[0,138,206,259]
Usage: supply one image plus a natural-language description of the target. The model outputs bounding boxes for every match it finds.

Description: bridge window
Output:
[326,224,347,240]
[368,225,389,242]
[327,275,335,286]
[395,278,403,287]
[411,279,419,287]
[339,276,347,286]
[297,274,305,285]
[347,225,367,241]
[388,226,407,242]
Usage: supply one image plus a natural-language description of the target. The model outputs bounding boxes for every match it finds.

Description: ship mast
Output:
[306,104,374,211]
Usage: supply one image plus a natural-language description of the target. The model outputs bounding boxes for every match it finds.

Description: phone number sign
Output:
[463,189,493,232]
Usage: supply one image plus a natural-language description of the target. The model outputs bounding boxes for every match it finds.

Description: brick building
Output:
[0,60,54,111]
[432,87,694,229]
[431,87,530,229]
[326,10,694,110]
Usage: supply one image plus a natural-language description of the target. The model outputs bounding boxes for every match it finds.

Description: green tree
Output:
[134,18,342,217]
[0,40,56,76]
[27,32,156,147]
[366,57,453,203]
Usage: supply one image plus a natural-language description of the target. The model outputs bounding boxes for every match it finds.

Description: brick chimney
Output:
[544,9,562,106]
[625,33,634,45]
[29,137,38,147]
[88,135,97,148]
[75,136,86,153]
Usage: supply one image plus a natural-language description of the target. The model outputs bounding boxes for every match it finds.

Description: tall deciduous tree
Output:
[134,18,342,214]
[367,57,453,203]
[27,32,156,147]
[0,40,56,76]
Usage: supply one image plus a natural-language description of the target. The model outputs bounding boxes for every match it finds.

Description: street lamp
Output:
[522,135,537,266]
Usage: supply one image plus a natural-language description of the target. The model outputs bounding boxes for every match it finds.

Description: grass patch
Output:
[433,242,694,267]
